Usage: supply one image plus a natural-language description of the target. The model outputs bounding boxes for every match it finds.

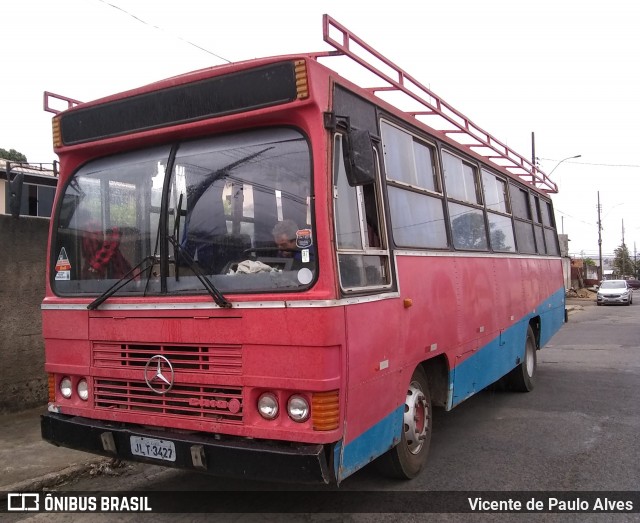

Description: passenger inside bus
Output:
[81,221,132,279]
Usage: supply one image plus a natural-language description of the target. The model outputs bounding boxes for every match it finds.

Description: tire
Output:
[375,366,432,479]
[504,326,537,392]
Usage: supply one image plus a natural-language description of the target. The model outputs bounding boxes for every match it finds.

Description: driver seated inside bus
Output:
[271,219,315,266]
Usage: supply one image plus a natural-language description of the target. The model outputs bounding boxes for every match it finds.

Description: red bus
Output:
[41,16,565,484]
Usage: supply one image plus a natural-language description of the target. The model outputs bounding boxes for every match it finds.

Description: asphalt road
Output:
[6,295,640,521]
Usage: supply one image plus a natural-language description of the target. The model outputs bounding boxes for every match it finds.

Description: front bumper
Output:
[597,294,630,304]
[41,412,335,484]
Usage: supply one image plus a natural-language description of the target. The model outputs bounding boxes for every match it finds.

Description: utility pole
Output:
[531,132,536,170]
[622,219,627,277]
[597,191,603,281]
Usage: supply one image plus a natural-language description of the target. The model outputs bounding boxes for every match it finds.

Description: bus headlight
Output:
[77,379,89,401]
[287,395,310,422]
[257,392,279,420]
[60,377,73,399]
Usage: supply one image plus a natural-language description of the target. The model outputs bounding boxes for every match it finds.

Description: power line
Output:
[569,252,619,258]
[553,208,596,227]
[97,0,232,64]
[538,157,640,169]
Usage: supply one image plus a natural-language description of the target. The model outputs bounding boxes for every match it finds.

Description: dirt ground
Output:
[565,288,597,299]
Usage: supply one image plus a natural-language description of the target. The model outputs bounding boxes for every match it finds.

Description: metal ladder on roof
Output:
[317,14,557,194]
[43,91,82,115]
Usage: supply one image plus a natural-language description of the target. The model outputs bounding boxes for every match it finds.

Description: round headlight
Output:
[77,379,89,401]
[287,395,310,422]
[257,392,279,420]
[60,377,72,399]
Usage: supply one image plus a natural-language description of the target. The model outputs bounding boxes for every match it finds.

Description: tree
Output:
[451,211,488,250]
[0,148,28,162]
[488,226,509,251]
[613,243,633,278]
[632,257,640,279]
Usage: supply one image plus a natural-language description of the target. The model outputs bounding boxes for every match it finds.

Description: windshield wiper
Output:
[173,193,184,281]
[87,255,156,310]
[188,147,274,210]
[167,236,232,309]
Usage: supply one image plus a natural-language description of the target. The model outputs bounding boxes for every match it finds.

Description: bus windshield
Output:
[51,127,316,297]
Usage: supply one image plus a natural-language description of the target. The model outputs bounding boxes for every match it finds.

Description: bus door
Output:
[332,130,399,481]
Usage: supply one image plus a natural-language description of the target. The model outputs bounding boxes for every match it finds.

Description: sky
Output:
[3,0,639,258]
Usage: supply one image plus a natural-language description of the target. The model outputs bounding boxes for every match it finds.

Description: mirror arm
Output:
[323,112,351,132]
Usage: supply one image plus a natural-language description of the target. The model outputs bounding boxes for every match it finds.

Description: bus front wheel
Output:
[376,366,432,479]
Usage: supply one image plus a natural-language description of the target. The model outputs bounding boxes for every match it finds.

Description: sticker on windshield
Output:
[296,229,312,249]
[297,267,313,285]
[55,247,71,280]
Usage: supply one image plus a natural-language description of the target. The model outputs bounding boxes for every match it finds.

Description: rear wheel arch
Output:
[503,322,538,392]
[528,316,541,350]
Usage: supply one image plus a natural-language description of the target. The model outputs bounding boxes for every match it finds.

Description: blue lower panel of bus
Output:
[338,286,565,481]
[449,286,565,407]
[337,406,403,481]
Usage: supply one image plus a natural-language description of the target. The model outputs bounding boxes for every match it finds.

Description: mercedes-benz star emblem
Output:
[144,355,175,395]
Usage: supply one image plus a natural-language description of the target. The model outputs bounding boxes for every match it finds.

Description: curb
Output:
[1,458,106,495]
[566,305,584,314]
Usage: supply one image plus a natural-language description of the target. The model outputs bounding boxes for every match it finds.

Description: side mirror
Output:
[8,172,24,218]
[342,129,375,186]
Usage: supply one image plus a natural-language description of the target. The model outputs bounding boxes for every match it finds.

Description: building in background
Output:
[0,159,57,217]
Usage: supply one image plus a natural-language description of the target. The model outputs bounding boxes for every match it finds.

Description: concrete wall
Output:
[0,214,50,413]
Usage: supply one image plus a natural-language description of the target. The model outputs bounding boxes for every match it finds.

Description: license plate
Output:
[130,436,176,462]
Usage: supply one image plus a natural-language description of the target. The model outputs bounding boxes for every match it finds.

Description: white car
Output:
[596,279,633,306]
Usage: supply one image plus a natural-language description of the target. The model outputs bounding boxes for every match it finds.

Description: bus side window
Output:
[333,135,389,291]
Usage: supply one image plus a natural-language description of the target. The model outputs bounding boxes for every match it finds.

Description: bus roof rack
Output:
[316,15,557,194]
[43,91,82,115]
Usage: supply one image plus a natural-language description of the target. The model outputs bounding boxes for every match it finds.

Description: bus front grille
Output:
[92,343,242,375]
[93,378,243,423]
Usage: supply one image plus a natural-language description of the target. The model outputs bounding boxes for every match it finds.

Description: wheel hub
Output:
[403,381,429,455]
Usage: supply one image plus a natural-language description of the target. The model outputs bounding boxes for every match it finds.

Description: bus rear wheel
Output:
[504,325,537,392]
[376,366,432,479]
